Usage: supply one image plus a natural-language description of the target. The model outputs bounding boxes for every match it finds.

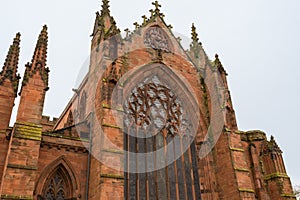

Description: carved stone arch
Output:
[35,156,80,200]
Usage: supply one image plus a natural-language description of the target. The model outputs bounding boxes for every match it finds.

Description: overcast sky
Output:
[1,0,300,187]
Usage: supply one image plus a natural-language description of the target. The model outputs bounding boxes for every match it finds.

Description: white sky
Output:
[1,0,300,187]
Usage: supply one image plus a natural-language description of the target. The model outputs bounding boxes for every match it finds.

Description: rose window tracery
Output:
[124,76,183,136]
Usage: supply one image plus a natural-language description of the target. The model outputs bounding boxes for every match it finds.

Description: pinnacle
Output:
[1,33,21,76]
[101,0,110,15]
[191,23,199,43]
[31,25,48,68]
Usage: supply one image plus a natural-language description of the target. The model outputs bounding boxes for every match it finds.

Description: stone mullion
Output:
[146,135,156,200]
[128,127,137,199]
[138,129,146,200]
[124,125,129,200]
[182,135,193,200]
[166,135,176,200]
[190,141,201,200]
[156,133,168,199]
[175,135,186,199]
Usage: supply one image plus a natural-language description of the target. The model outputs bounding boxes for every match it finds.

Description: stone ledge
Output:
[102,123,122,130]
[7,164,37,170]
[229,147,244,152]
[100,173,124,179]
[238,188,255,193]
[264,172,289,181]
[281,193,296,198]
[102,148,124,154]
[14,134,41,141]
[102,103,124,112]
[1,194,32,200]
[42,132,89,142]
[234,167,250,172]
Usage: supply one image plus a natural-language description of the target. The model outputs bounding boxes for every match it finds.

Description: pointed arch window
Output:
[43,169,66,200]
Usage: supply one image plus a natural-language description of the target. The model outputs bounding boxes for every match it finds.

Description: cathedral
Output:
[0,1,296,199]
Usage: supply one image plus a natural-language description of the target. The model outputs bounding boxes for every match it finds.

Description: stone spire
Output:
[21,25,49,90]
[0,33,21,94]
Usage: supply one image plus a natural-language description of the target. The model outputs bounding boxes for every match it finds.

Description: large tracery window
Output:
[124,76,201,200]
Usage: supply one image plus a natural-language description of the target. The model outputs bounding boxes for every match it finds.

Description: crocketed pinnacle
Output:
[191,23,199,43]
[268,136,282,153]
[101,0,110,15]
[21,25,49,91]
[31,25,48,69]
[0,33,21,87]
[214,54,227,75]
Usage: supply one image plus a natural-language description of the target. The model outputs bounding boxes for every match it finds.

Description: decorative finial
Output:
[133,22,140,30]
[152,1,161,11]
[124,28,130,38]
[168,24,173,29]
[214,54,222,67]
[101,0,110,15]
[149,9,154,16]
[191,23,199,43]
[176,37,182,43]
[142,15,148,24]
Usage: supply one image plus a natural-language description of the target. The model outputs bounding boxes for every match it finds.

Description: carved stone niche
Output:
[144,26,171,52]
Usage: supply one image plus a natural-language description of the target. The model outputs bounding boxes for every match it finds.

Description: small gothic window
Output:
[41,168,69,200]
[144,26,171,52]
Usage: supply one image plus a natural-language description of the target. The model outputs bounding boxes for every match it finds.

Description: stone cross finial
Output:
[124,28,130,38]
[149,9,154,16]
[142,15,147,24]
[152,1,161,10]
[133,22,140,29]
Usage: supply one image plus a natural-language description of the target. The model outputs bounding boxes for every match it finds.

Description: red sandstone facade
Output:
[0,1,296,200]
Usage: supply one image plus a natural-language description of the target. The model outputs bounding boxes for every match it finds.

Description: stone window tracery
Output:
[42,169,67,200]
[124,76,183,136]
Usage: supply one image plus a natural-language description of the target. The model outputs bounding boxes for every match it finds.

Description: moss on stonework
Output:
[102,123,122,130]
[1,194,32,200]
[7,164,37,170]
[102,103,124,112]
[264,172,289,181]
[229,147,245,152]
[234,167,250,172]
[100,173,124,179]
[238,188,255,193]
[15,121,42,128]
[42,133,89,142]
[102,148,124,154]
[281,193,296,198]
